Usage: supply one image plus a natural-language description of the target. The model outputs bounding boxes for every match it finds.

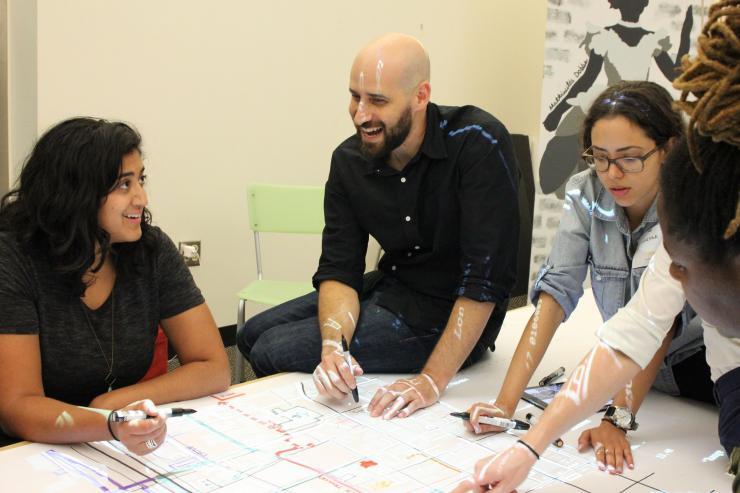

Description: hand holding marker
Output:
[450,412,564,447]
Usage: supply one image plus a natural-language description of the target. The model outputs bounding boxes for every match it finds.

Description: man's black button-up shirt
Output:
[312,103,520,349]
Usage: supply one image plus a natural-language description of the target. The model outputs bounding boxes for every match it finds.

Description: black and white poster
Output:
[529,0,708,287]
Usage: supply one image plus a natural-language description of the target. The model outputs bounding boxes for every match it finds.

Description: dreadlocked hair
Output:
[667,0,740,252]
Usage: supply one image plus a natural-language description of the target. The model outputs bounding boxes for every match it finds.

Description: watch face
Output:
[613,407,633,428]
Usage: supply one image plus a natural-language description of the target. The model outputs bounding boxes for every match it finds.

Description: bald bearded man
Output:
[237,34,520,419]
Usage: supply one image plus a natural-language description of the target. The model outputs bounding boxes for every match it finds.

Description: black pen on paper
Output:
[341,335,359,403]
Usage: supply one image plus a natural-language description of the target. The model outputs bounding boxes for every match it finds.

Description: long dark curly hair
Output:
[0,117,155,296]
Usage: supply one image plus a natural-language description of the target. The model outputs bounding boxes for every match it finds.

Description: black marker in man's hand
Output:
[341,335,359,402]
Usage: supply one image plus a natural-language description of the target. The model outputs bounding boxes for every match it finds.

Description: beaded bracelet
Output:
[107,411,120,441]
[516,438,540,460]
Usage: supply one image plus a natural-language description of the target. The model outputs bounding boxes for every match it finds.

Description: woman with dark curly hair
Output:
[0,117,230,455]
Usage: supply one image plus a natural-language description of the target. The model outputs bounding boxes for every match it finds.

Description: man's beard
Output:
[358,106,412,160]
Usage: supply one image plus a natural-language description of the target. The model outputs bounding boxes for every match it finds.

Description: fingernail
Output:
[474,425,481,434]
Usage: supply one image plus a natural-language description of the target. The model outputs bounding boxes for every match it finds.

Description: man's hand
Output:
[312,341,363,400]
[367,373,440,420]
[578,420,634,474]
[462,401,512,435]
[450,442,537,493]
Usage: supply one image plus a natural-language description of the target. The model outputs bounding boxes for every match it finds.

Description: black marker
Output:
[539,366,566,387]
[450,412,530,430]
[112,408,197,422]
[341,335,359,403]
[525,412,563,447]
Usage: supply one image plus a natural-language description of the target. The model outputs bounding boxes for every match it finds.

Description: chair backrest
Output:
[247,184,325,234]
[510,134,535,307]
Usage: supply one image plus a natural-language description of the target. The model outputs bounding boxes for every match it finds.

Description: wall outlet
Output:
[178,241,201,267]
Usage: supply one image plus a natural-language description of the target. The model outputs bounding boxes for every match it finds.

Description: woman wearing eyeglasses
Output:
[462,80,712,473]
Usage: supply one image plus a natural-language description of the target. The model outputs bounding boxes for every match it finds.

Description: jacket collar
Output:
[594,184,659,235]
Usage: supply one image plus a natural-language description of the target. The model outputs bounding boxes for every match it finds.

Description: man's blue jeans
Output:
[237,287,487,378]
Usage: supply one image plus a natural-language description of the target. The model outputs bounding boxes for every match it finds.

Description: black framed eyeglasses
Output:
[581,146,660,173]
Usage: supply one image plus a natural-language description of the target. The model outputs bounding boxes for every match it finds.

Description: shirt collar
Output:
[360,103,447,175]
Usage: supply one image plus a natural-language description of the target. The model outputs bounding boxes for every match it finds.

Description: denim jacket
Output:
[531,170,704,395]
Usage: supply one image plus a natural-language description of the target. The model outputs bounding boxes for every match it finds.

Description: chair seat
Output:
[237,279,314,306]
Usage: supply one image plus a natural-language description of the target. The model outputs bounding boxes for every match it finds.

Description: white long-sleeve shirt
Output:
[598,242,740,382]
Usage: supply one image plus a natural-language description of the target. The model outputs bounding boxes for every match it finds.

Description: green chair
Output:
[235,184,325,382]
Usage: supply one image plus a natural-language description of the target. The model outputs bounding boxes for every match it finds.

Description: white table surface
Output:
[0,291,732,492]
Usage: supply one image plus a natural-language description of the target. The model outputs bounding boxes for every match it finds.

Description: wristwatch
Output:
[602,405,638,432]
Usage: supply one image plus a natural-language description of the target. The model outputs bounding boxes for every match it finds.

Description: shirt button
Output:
[405,216,411,222]
[400,177,407,183]
[391,265,397,271]
[596,275,602,281]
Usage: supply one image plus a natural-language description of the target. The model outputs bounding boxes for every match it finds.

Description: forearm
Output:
[495,293,565,414]
[1,396,111,444]
[422,297,494,390]
[523,342,641,454]
[318,281,360,353]
[91,358,230,410]
[611,323,676,412]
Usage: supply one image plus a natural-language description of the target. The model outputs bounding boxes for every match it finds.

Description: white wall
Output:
[6,0,36,187]
[25,0,546,326]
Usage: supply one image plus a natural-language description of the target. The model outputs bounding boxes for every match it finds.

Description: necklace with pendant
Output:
[81,291,116,392]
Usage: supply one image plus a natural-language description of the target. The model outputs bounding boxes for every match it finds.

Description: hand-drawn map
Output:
[0,376,730,492]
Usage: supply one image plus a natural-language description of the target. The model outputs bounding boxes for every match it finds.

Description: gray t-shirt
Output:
[0,226,204,406]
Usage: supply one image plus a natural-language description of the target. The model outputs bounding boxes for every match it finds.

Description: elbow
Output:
[1,416,41,443]
[212,357,232,392]
[215,371,231,393]
[0,400,33,442]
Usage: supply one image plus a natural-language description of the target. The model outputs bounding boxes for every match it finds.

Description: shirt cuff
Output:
[312,269,363,294]
[455,281,509,305]
[597,308,666,369]
[530,268,582,322]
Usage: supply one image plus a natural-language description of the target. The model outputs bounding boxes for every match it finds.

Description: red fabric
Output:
[140,326,169,381]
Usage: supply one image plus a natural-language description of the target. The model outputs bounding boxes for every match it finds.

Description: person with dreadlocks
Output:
[453,1,740,491]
